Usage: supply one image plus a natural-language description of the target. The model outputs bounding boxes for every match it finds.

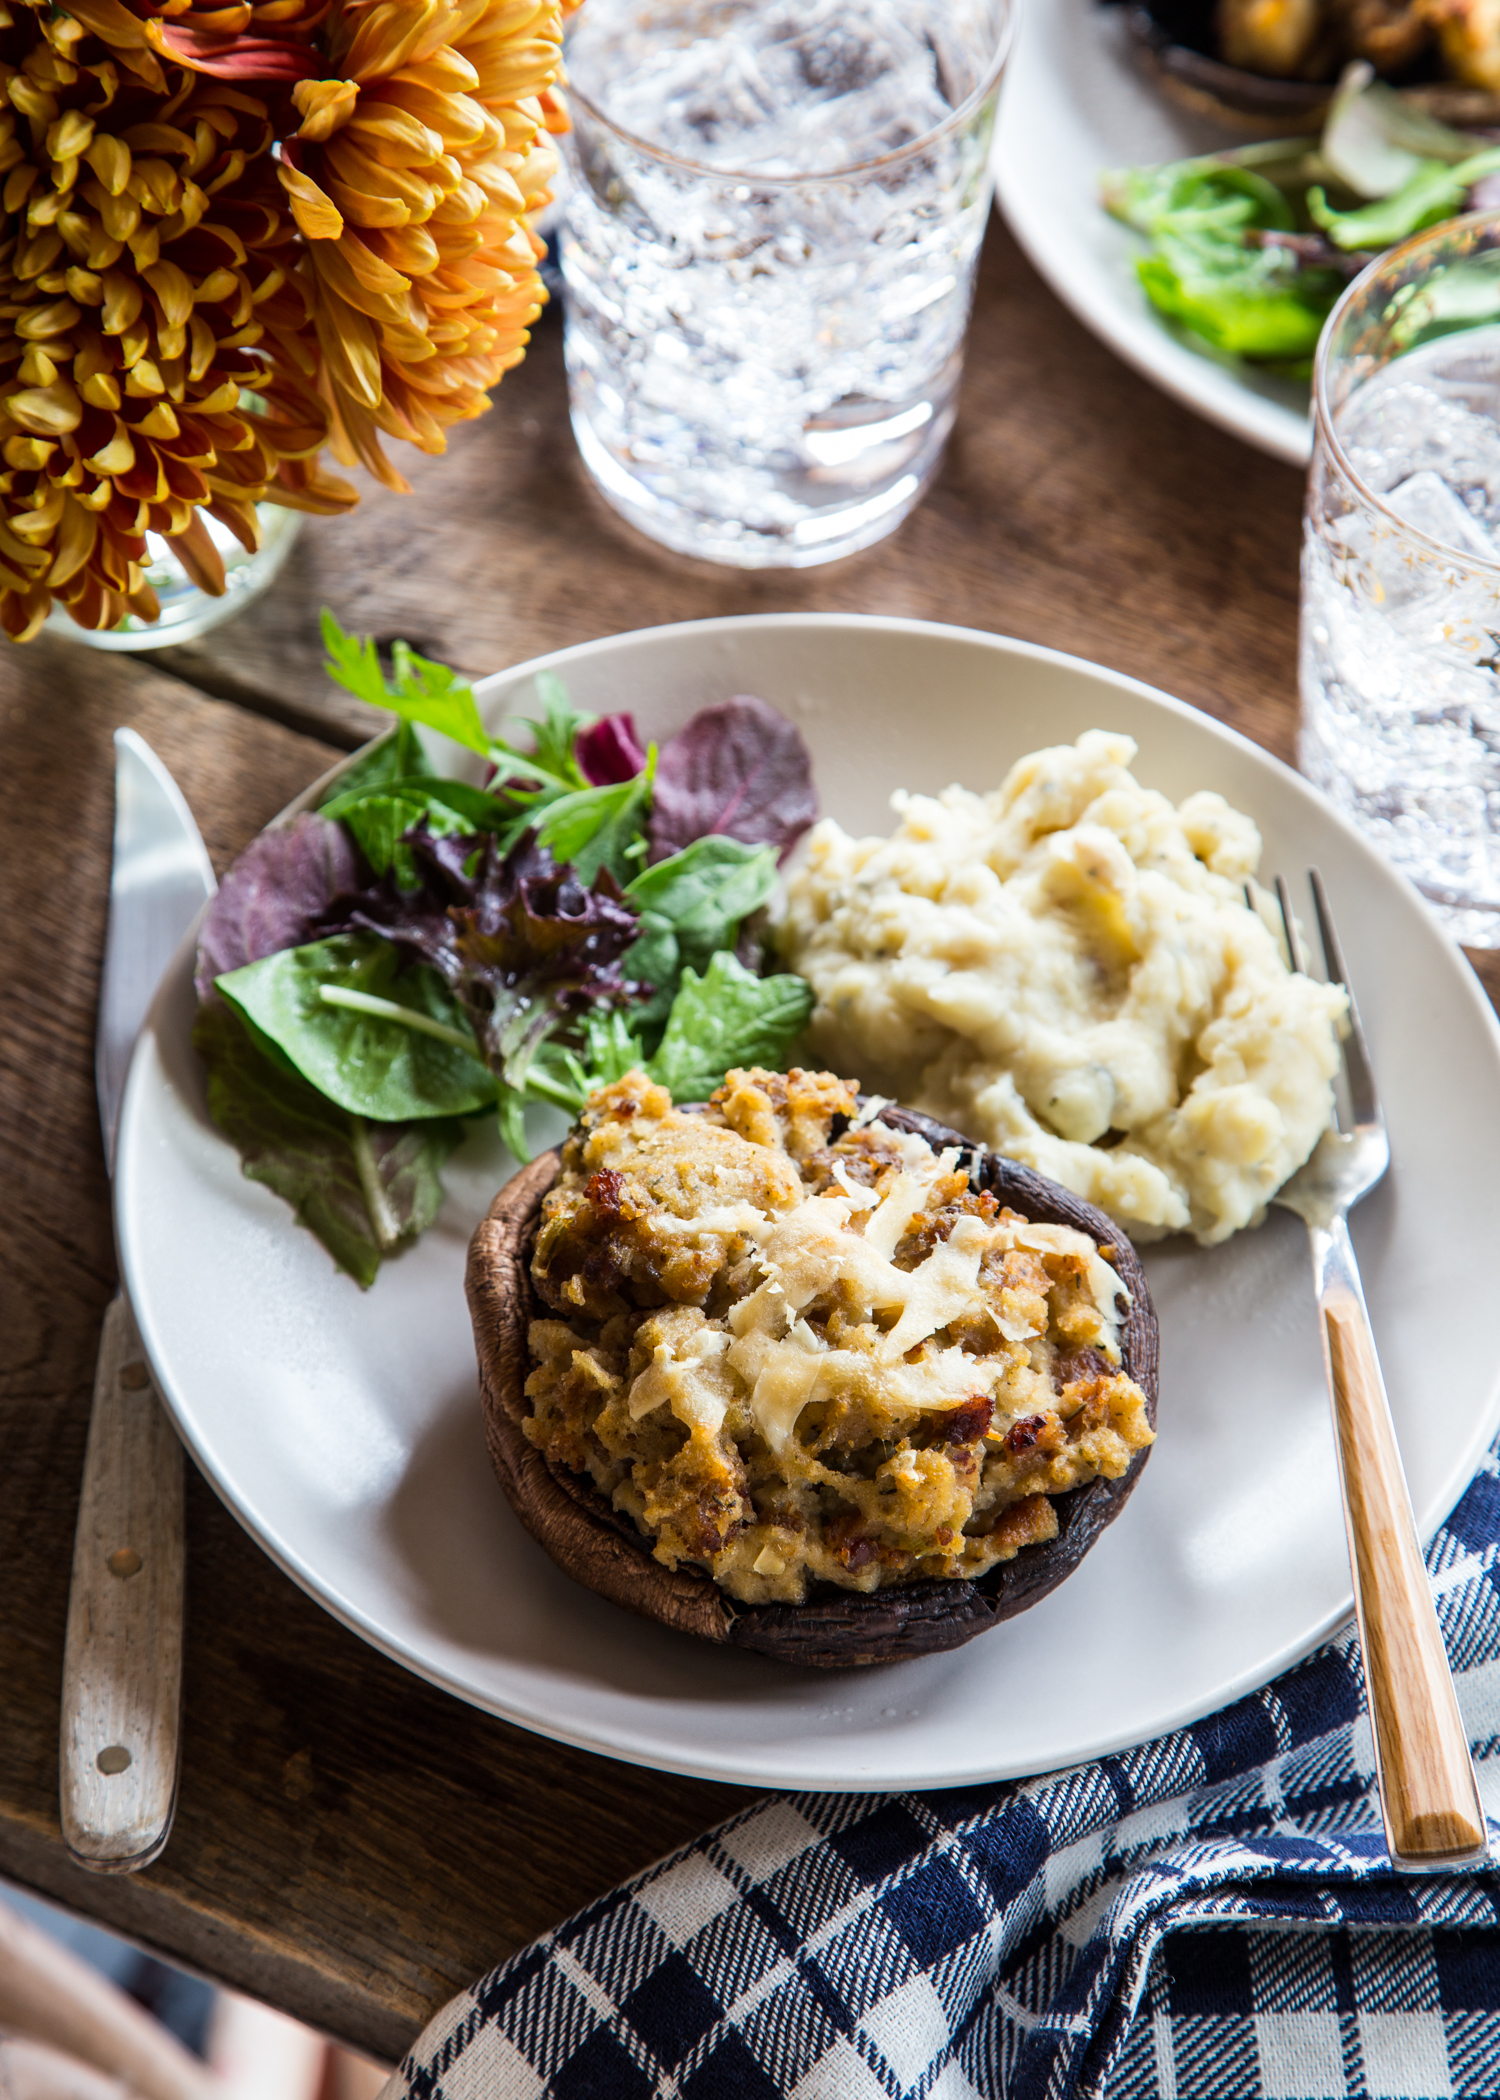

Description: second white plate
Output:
[993,0,1313,465]
[117,614,1500,1790]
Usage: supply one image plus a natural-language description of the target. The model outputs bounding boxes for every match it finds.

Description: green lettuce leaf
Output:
[194,1002,462,1287]
[1104,151,1344,361]
[625,835,778,959]
[515,670,594,786]
[319,777,522,888]
[1106,158,1336,360]
[533,757,657,886]
[326,790,471,889]
[1105,156,1297,241]
[1319,68,1477,196]
[1137,246,1335,359]
[319,722,424,803]
[216,934,496,1121]
[646,951,813,1102]
[1310,147,1500,251]
[623,836,779,1027]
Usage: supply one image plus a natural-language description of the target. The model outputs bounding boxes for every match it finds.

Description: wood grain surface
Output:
[0,214,1490,2062]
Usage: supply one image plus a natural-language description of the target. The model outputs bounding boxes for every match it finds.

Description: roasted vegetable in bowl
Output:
[1123,0,1500,99]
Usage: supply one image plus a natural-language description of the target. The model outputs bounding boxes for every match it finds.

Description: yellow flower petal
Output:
[48,495,99,586]
[367,222,441,277]
[314,298,384,412]
[48,111,95,162]
[136,400,181,439]
[322,175,411,230]
[144,259,193,326]
[80,370,122,410]
[342,2,446,84]
[277,161,344,241]
[16,298,81,340]
[9,382,83,435]
[383,81,487,148]
[392,50,481,93]
[325,134,437,212]
[292,78,361,144]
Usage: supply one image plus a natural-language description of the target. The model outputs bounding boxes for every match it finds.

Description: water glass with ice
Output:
[1301,211,1500,946]
[558,0,1012,569]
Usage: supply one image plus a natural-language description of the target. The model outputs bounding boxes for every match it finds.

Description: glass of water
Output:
[1301,211,1500,947]
[558,0,1012,569]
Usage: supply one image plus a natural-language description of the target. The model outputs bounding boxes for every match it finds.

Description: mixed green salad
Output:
[193,615,818,1285]
[1104,66,1500,366]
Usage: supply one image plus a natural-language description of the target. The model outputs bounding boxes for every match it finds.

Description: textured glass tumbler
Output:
[559,0,1011,569]
[1300,212,1500,947]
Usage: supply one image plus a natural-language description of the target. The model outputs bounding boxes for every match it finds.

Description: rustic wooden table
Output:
[4,215,1493,2068]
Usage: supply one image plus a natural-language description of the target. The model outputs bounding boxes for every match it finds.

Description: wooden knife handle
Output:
[1323,1283,1487,1866]
[60,1294,184,1873]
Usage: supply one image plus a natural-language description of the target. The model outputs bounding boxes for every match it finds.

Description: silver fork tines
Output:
[1272,872,1487,1872]
[1307,871,1379,1131]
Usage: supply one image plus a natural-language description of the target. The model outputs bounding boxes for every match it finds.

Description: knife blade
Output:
[60,729,216,1873]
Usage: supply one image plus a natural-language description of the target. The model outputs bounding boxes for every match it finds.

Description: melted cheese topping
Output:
[689,1183,1130,1457]
[523,1067,1157,1608]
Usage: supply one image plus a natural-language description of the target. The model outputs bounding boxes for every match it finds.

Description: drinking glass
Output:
[558,0,1012,569]
[1301,210,1500,947]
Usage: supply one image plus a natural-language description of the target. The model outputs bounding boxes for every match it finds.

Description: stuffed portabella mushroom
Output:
[467,1069,1159,1669]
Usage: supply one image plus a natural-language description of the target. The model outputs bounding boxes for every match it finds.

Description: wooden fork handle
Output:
[1314,1219,1488,1869]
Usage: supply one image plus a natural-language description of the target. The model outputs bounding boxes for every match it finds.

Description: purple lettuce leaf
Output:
[317,825,645,1081]
[647,695,817,864]
[195,811,363,1003]
[575,712,647,786]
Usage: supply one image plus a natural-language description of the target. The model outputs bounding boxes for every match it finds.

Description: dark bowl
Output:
[1123,2,1337,130]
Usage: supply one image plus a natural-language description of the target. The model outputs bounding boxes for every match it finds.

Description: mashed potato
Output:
[779,730,1347,1245]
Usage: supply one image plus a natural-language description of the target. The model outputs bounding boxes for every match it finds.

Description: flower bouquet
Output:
[0,0,571,641]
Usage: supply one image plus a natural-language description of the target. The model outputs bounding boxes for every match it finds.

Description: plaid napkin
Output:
[383,1439,1500,2100]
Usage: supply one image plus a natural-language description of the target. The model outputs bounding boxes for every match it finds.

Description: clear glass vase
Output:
[44,502,301,653]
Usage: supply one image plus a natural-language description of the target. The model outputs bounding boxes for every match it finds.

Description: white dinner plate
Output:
[117,613,1500,1791]
[993,0,1313,465]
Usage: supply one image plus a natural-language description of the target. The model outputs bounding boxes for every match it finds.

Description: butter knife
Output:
[60,729,215,1872]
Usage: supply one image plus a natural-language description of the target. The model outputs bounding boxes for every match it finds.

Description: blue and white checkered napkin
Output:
[384,1441,1500,2100]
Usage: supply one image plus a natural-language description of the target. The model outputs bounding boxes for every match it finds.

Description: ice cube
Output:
[567,0,983,176]
[1382,469,1496,561]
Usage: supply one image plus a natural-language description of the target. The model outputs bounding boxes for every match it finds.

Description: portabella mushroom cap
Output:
[466,1105,1159,1669]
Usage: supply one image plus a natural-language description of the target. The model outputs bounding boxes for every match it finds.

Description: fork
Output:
[1272,871,1489,1872]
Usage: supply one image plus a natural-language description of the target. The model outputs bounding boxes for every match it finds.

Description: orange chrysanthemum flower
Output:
[277,0,573,491]
[0,0,354,640]
[2,0,569,640]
